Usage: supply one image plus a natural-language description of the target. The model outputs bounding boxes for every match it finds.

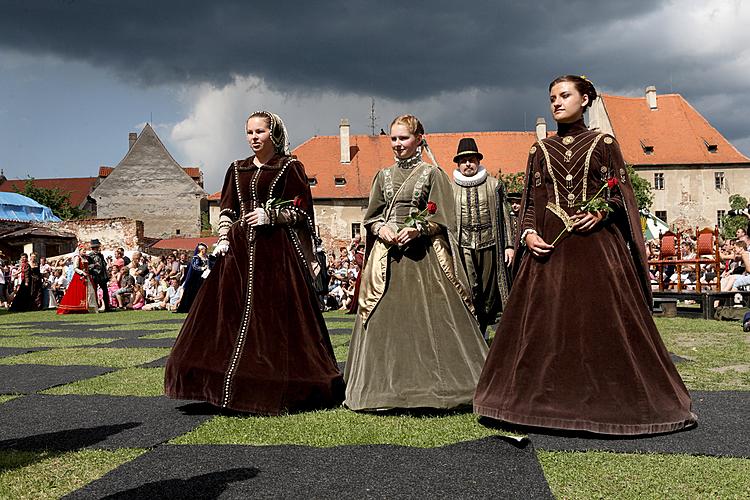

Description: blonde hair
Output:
[390,114,425,136]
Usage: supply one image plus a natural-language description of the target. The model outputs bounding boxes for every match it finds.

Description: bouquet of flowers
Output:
[551,178,618,245]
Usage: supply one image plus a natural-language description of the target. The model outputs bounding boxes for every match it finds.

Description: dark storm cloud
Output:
[2,0,748,150]
[0,0,666,99]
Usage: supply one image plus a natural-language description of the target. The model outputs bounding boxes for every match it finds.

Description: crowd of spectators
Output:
[646,225,750,293]
[320,236,364,311]
[0,247,202,312]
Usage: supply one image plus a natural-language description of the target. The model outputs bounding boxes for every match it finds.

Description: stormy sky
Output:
[1,0,748,192]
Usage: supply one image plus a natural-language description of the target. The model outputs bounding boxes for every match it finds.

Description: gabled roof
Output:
[207,191,221,201]
[92,123,206,197]
[293,131,538,199]
[98,166,203,186]
[0,177,97,207]
[601,93,750,166]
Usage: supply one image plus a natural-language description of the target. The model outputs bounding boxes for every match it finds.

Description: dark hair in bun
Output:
[549,75,598,111]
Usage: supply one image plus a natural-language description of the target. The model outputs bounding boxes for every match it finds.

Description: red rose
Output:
[607,177,619,189]
[292,196,304,208]
[426,201,438,215]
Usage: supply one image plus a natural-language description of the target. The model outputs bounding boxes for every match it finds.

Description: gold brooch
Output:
[562,136,575,146]
[603,136,614,145]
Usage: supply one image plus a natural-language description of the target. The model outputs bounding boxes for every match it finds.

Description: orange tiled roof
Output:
[99,166,203,182]
[293,131,539,199]
[0,177,98,207]
[207,191,221,201]
[602,93,750,166]
[150,236,218,250]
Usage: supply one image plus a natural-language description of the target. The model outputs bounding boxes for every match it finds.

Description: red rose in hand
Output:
[607,177,619,189]
[426,201,438,215]
[292,196,304,208]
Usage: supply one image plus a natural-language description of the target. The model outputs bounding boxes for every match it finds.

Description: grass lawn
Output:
[171,407,519,448]
[0,310,747,498]
[0,449,144,500]
[42,368,166,397]
[0,347,170,368]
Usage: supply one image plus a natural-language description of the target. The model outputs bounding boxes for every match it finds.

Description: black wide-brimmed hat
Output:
[453,137,483,163]
[507,192,522,202]
[90,239,101,248]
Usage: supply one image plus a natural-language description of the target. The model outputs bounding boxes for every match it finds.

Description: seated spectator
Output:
[127,284,146,310]
[50,268,67,302]
[722,241,750,291]
[113,267,136,308]
[143,277,181,311]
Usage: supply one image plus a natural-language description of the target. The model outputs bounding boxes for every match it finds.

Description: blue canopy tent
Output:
[0,192,61,222]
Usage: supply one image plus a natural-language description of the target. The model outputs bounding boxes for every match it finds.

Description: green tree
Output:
[498,172,525,195]
[627,165,653,211]
[720,194,749,239]
[13,177,89,220]
[200,210,214,236]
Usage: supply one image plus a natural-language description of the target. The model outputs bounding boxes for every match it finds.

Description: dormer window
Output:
[640,139,654,155]
[334,176,346,186]
[308,177,318,186]
[703,138,718,153]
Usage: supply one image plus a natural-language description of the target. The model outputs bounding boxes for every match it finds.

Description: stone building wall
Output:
[313,199,367,249]
[636,164,750,230]
[54,217,144,251]
[91,124,207,239]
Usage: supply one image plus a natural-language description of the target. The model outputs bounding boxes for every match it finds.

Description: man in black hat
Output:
[451,138,514,337]
[87,239,112,311]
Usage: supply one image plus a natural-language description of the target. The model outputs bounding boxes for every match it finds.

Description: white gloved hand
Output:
[212,241,230,256]
[201,268,211,279]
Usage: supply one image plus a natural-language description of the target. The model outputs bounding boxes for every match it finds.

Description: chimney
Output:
[339,118,351,164]
[645,86,657,110]
[535,117,547,141]
[128,132,138,150]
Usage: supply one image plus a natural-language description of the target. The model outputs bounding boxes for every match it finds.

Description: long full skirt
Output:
[474,223,696,435]
[57,274,97,314]
[165,224,344,415]
[345,242,488,410]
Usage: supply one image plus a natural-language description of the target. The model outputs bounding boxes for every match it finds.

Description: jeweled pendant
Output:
[562,136,575,145]
[565,173,573,188]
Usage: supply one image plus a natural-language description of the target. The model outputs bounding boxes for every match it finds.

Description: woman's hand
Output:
[525,232,554,257]
[377,225,398,245]
[504,248,515,266]
[244,208,269,227]
[571,210,603,233]
[396,227,421,246]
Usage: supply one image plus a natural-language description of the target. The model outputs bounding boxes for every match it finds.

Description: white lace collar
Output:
[453,166,488,187]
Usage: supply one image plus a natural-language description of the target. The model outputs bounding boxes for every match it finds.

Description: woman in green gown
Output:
[344,114,488,411]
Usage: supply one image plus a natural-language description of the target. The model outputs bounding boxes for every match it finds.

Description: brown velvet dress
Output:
[165,155,344,415]
[474,119,696,435]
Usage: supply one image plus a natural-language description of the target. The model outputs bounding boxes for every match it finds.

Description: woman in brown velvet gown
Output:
[165,111,344,414]
[474,76,696,435]
[344,114,488,411]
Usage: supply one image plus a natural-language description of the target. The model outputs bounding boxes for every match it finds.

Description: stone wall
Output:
[313,198,367,250]
[636,164,750,230]
[54,217,144,251]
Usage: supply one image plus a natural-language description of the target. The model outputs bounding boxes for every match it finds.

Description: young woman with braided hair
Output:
[474,76,696,435]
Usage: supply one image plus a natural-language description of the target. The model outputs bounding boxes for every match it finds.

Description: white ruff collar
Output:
[453,166,488,187]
